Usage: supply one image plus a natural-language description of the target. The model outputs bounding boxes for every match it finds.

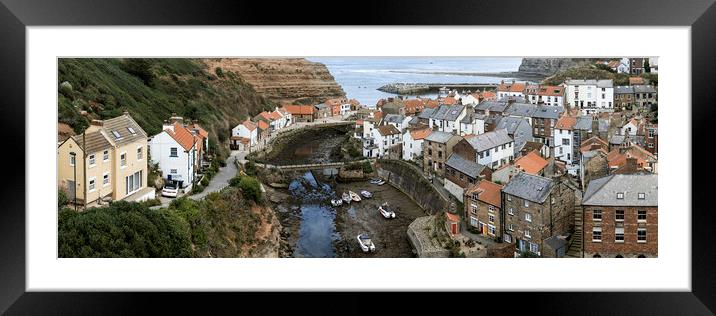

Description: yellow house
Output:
[57,112,154,207]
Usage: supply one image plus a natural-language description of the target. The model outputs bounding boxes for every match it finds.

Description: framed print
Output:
[2,0,716,314]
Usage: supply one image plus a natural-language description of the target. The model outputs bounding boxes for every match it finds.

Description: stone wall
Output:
[406,216,449,258]
[376,159,449,215]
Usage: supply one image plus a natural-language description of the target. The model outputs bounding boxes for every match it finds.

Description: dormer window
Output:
[616,192,624,199]
[112,130,122,139]
[638,193,645,200]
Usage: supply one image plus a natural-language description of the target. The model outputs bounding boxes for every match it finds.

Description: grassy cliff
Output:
[58,58,276,143]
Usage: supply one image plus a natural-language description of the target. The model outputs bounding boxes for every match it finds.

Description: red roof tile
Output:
[513,151,549,175]
[466,180,503,208]
[166,123,195,151]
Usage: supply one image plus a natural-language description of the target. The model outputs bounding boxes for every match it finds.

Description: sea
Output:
[307,57,522,107]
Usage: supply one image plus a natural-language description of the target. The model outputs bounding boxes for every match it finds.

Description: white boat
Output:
[331,199,343,207]
[342,192,352,204]
[378,202,396,219]
[370,178,386,185]
[357,234,375,252]
[349,191,361,202]
[360,190,372,198]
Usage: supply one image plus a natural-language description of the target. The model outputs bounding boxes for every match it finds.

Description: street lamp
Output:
[69,151,77,211]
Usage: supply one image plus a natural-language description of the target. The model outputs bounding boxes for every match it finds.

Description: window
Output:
[127,127,136,135]
[125,170,143,195]
[88,154,96,166]
[470,217,478,227]
[529,242,539,254]
[88,178,96,191]
[170,169,178,174]
[503,234,512,243]
[103,150,109,162]
[525,213,532,222]
[488,214,495,223]
[508,223,514,231]
[103,173,110,186]
[69,155,75,166]
[615,210,625,221]
[615,227,625,242]
[593,209,602,221]
[137,147,143,160]
[507,195,512,202]
[120,153,127,167]
[111,130,121,139]
[170,147,178,157]
[524,200,529,208]
[638,193,645,200]
[592,227,602,242]
[562,139,569,145]
[488,225,496,235]
[638,210,647,222]
[616,192,624,199]
[524,229,531,238]
[508,207,514,215]
[637,228,647,243]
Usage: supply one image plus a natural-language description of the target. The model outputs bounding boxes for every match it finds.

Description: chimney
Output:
[123,110,129,116]
[163,120,174,133]
[625,157,638,171]
[90,119,104,127]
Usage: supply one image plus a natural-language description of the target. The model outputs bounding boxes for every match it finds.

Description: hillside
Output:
[202,58,345,105]
[57,58,276,144]
[519,58,601,76]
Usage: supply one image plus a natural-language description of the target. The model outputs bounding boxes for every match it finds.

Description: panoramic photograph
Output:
[56,57,658,258]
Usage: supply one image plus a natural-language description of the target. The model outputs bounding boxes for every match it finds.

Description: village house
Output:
[526,85,565,107]
[614,86,635,110]
[564,79,614,115]
[402,127,431,162]
[443,153,492,201]
[494,116,532,155]
[458,110,486,136]
[284,104,315,123]
[370,124,402,159]
[632,85,657,108]
[380,98,406,116]
[607,145,657,174]
[504,103,564,149]
[629,58,648,75]
[492,150,549,184]
[643,124,658,154]
[186,122,209,167]
[496,80,527,100]
[230,119,258,150]
[382,113,411,132]
[502,172,575,257]
[582,174,658,258]
[554,115,578,173]
[475,100,511,118]
[403,98,426,116]
[423,131,462,177]
[464,180,503,239]
[58,112,154,207]
[314,103,332,119]
[521,141,548,159]
[149,121,197,190]
[428,104,467,134]
[452,129,514,170]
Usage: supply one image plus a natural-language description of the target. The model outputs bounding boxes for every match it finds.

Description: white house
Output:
[524,85,565,107]
[276,107,292,128]
[231,119,258,150]
[429,104,467,134]
[383,114,411,132]
[465,129,515,169]
[402,128,432,161]
[371,125,402,158]
[458,112,485,136]
[621,118,640,136]
[554,116,578,174]
[496,80,526,100]
[149,122,197,189]
[461,93,480,106]
[564,79,614,115]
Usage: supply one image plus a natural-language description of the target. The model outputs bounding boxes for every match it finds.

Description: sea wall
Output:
[375,159,449,215]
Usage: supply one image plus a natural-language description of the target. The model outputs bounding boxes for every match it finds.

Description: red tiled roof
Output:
[513,151,549,175]
[166,123,195,151]
[284,105,314,115]
[537,86,564,97]
[555,116,577,130]
[188,123,209,139]
[480,91,496,100]
[410,128,432,140]
[466,180,503,208]
[424,99,440,109]
[497,81,526,93]
[374,111,382,121]
[242,119,257,131]
[257,120,270,131]
[269,111,282,120]
[377,124,400,136]
[445,212,461,222]
[629,77,645,85]
[443,97,458,105]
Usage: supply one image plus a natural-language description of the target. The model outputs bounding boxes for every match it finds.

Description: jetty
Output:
[377,82,500,94]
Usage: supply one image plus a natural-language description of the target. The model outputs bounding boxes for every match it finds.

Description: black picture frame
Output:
[1,0,714,314]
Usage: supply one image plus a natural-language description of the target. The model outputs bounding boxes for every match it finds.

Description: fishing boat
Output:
[357,234,376,252]
[370,178,386,185]
[378,202,396,219]
[360,190,372,198]
[342,192,352,204]
[331,199,343,207]
[349,191,361,202]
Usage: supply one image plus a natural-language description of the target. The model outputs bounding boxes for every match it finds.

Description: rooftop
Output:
[425,130,455,144]
[446,153,486,179]
[466,129,513,152]
[502,172,554,204]
[465,180,503,208]
[582,174,658,206]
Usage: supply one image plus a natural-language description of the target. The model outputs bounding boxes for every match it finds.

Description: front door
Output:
[451,223,457,235]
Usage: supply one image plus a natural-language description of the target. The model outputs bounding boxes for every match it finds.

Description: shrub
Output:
[228,176,242,187]
[238,176,262,203]
[200,177,210,187]
[244,160,257,176]
[215,67,224,78]
[192,184,205,193]
[58,189,69,207]
[362,161,373,173]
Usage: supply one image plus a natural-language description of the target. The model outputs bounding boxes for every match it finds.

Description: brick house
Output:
[582,174,658,258]
[423,131,462,177]
[642,124,658,155]
[444,153,492,202]
[464,180,503,240]
[501,172,575,257]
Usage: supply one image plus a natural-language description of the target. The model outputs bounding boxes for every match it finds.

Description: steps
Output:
[566,205,583,258]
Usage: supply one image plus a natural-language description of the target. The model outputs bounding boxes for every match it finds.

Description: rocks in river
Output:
[377,83,430,94]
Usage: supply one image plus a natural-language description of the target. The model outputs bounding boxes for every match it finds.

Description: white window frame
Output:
[508,207,514,215]
[637,228,647,243]
[615,210,625,222]
[69,155,75,167]
[170,147,178,158]
[524,200,529,208]
[488,224,496,236]
[120,152,127,168]
[103,150,109,162]
[617,192,624,199]
[524,229,531,239]
[137,146,143,160]
[88,177,96,192]
[592,227,602,242]
[102,172,110,186]
[637,210,647,222]
[593,209,602,221]
[488,214,495,223]
[508,223,514,231]
[615,227,625,243]
[529,242,539,254]
[470,216,478,227]
[525,213,532,222]
[503,233,512,243]
[88,154,96,167]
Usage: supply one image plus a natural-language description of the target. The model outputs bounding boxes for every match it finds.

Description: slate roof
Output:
[383,114,406,125]
[476,100,509,113]
[425,130,455,144]
[418,107,435,119]
[466,129,513,152]
[614,86,634,94]
[574,116,593,131]
[633,85,657,93]
[502,172,554,203]
[377,124,401,136]
[494,117,531,152]
[102,113,148,147]
[565,79,613,88]
[582,174,658,206]
[505,103,564,120]
[446,153,486,178]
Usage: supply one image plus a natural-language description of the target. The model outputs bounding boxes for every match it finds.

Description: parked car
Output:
[162,183,179,198]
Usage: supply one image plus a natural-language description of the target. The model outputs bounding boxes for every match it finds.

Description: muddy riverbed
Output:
[265,126,349,165]
[273,170,427,258]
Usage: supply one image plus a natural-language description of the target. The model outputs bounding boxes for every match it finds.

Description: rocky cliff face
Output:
[518,58,600,76]
[202,58,345,104]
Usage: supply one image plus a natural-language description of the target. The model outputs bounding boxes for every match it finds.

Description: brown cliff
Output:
[202,58,345,104]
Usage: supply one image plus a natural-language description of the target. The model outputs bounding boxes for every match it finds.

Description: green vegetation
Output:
[518,250,540,258]
[192,184,205,194]
[58,201,192,257]
[642,73,658,86]
[58,189,69,208]
[229,176,262,203]
[362,160,373,174]
[58,58,275,137]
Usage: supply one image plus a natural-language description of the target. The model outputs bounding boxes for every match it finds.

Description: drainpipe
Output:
[82,129,87,210]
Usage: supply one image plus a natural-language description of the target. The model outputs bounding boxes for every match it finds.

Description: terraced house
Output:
[582,174,658,258]
[501,172,575,257]
[57,112,153,207]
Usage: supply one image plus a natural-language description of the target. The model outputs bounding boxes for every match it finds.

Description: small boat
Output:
[342,192,352,204]
[357,234,376,252]
[331,199,343,207]
[370,178,386,185]
[378,202,396,219]
[360,190,372,198]
[349,191,361,202]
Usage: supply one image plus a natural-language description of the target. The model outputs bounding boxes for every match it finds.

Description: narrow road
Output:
[190,150,240,200]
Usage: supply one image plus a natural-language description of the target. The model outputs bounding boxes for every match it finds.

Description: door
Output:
[67,180,76,201]
[451,223,457,235]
